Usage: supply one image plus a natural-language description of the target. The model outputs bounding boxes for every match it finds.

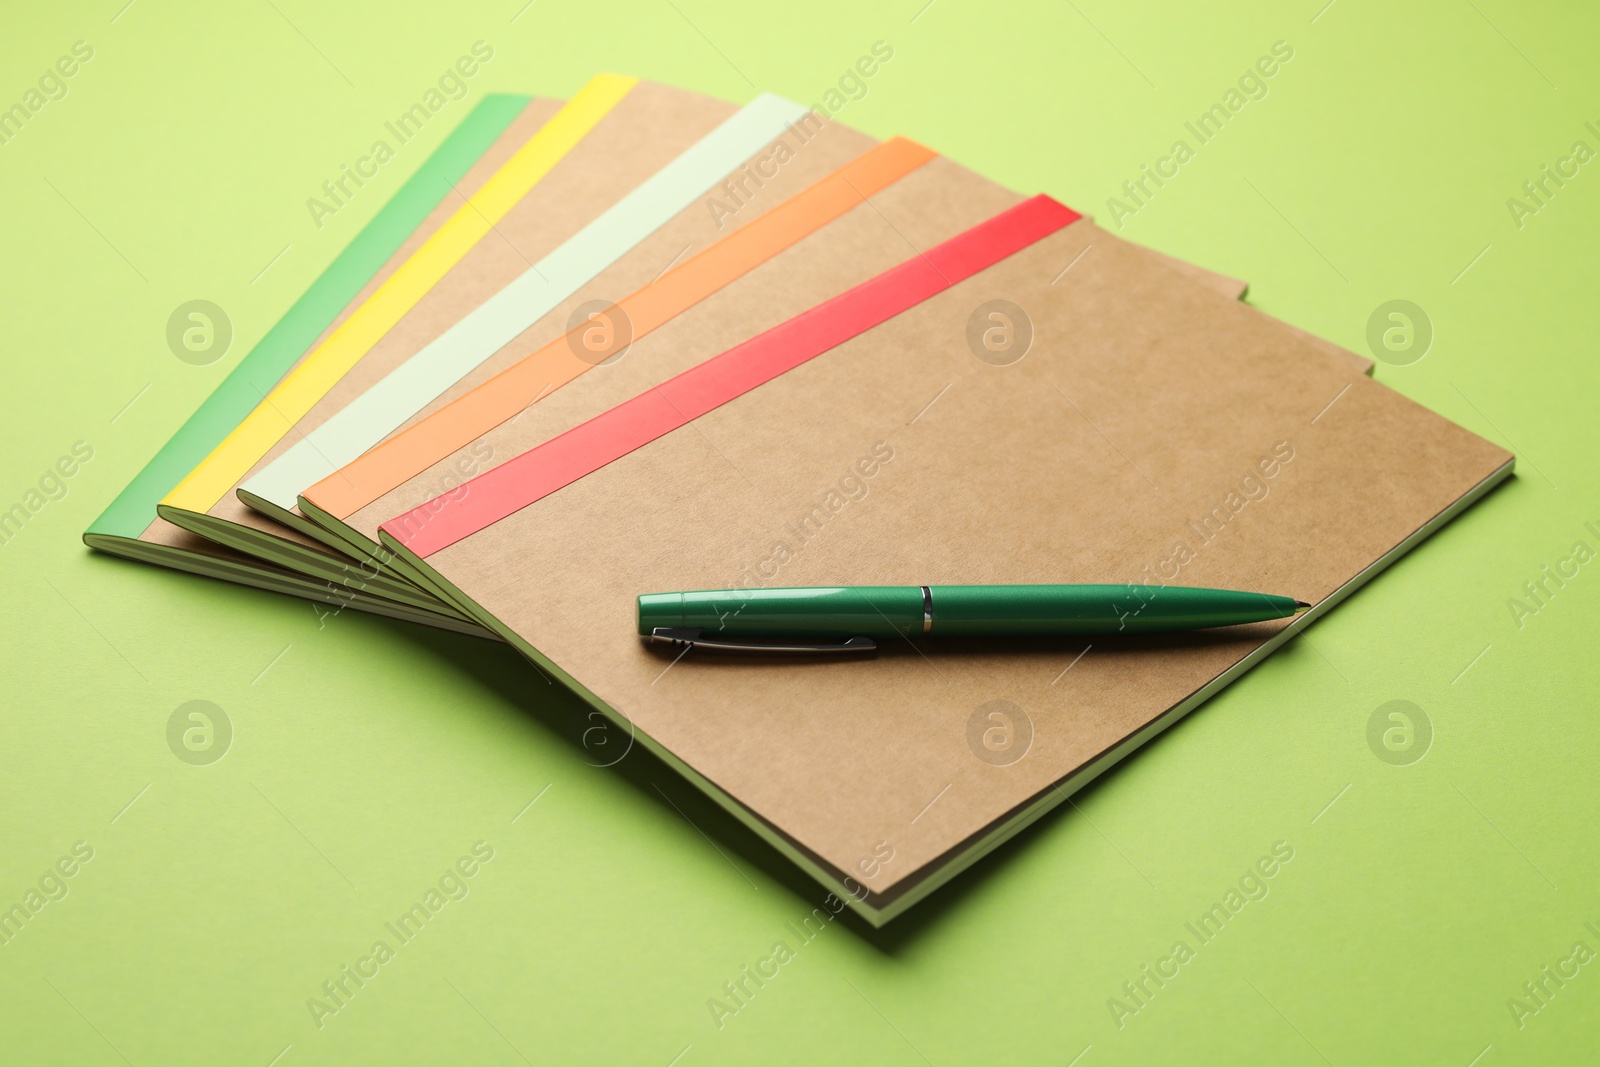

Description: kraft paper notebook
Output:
[82,93,555,632]
[377,198,1513,925]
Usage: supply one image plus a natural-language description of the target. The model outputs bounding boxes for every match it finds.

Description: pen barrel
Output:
[638,587,925,639]
[640,585,1302,640]
[927,584,1301,635]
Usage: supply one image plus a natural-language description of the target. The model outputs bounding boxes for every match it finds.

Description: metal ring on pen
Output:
[921,585,933,635]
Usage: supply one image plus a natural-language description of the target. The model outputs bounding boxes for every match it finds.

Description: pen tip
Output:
[1292,600,1311,613]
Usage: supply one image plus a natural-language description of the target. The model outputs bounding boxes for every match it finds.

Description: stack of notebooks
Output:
[87,77,1513,925]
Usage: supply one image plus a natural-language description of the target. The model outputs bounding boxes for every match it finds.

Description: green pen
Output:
[637,584,1311,654]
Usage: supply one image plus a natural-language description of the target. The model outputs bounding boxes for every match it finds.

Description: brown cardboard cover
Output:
[415,219,1510,911]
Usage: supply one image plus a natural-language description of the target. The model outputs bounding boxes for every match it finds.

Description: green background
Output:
[3,0,1596,1062]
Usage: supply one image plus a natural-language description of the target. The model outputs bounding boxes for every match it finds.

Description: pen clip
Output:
[647,627,877,656]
